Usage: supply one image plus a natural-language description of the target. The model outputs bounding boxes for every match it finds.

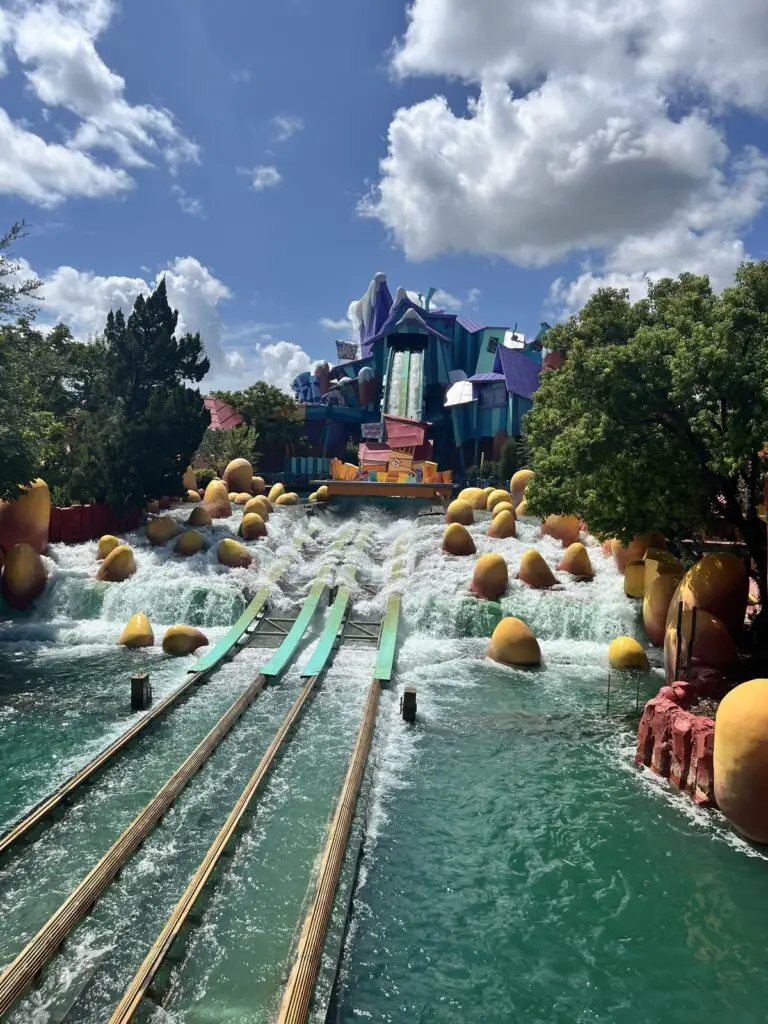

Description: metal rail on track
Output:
[0,525,313,866]
[106,534,369,1024]
[0,527,358,1021]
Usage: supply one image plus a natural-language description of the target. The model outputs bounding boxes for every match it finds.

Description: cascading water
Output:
[2,504,767,1023]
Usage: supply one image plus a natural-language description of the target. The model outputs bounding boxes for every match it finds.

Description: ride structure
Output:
[291,273,550,480]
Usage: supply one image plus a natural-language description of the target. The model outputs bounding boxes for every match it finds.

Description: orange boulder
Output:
[488,510,517,539]
[471,553,509,601]
[558,543,594,578]
[517,550,557,589]
[541,515,581,548]
[442,523,476,556]
[2,542,47,609]
[202,479,232,519]
[0,479,51,554]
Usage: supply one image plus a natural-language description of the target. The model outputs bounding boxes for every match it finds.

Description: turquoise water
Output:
[0,504,766,1022]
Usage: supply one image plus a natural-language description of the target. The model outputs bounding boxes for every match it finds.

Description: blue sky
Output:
[2,0,767,391]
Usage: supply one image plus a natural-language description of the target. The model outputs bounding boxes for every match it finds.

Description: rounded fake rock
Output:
[182,466,197,491]
[488,617,541,667]
[244,496,270,520]
[217,538,253,568]
[2,543,46,609]
[670,552,748,639]
[487,489,513,512]
[233,492,251,505]
[488,510,517,539]
[251,475,266,495]
[145,517,179,546]
[446,499,474,526]
[275,492,299,506]
[624,561,645,599]
[202,479,232,519]
[643,572,683,646]
[663,609,737,683]
[611,533,666,574]
[517,549,556,589]
[516,500,529,517]
[175,530,204,557]
[510,470,534,506]
[97,544,136,582]
[162,625,209,656]
[471,553,509,601]
[186,489,201,503]
[223,458,253,494]
[97,535,120,560]
[442,523,476,556]
[608,637,649,670]
[316,485,330,503]
[541,515,581,548]
[714,679,768,844]
[119,612,154,648]
[188,505,212,528]
[308,492,318,503]
[492,502,516,520]
[558,543,594,578]
[457,487,487,510]
[268,482,285,503]
[0,478,51,555]
[239,513,267,540]
[228,492,237,502]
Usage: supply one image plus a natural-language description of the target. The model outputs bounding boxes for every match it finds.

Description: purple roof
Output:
[468,372,506,383]
[362,299,452,356]
[493,345,541,399]
[456,314,484,333]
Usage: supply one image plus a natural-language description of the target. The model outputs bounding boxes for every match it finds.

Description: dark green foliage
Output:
[213,382,307,470]
[499,438,519,481]
[195,468,218,489]
[195,424,260,472]
[0,222,41,324]
[525,264,768,598]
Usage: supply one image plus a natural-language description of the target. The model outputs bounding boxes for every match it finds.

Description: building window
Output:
[487,336,499,353]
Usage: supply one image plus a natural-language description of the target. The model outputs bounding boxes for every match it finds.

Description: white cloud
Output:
[225,350,246,371]
[252,340,314,392]
[467,287,481,306]
[273,114,304,142]
[367,0,768,299]
[0,0,197,206]
[247,165,281,191]
[320,316,352,331]
[171,183,203,216]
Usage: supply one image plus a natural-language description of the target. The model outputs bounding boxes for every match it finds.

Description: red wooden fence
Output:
[49,504,143,545]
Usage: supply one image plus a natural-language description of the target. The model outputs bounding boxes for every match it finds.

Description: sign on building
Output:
[336,341,359,362]
[361,421,384,440]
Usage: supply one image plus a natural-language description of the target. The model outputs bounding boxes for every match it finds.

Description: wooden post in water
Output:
[131,673,152,711]
[401,687,417,723]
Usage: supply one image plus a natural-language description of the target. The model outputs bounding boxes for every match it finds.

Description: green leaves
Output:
[211,382,307,470]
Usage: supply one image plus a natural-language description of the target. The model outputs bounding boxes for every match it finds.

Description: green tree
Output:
[213,382,307,470]
[195,423,261,472]
[525,266,768,603]
[499,437,519,482]
[66,279,210,510]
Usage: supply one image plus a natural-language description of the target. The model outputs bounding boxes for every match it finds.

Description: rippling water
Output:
[1,503,766,1023]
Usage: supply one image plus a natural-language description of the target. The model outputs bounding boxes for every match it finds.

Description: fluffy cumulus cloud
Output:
[364,0,768,305]
[248,165,282,191]
[0,0,198,206]
[273,114,304,142]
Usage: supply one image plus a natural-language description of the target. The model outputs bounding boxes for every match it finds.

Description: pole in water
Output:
[131,673,152,711]
[606,673,611,716]
[401,687,417,723]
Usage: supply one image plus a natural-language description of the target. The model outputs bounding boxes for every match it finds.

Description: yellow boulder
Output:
[517,549,557,589]
[2,542,47,609]
[624,561,645,599]
[244,496,270,520]
[492,501,516,520]
[182,466,197,491]
[145,517,179,546]
[666,552,748,639]
[488,510,517,539]
[239,513,267,540]
[0,478,51,554]
[457,487,487,510]
[608,637,648,670]
[446,499,474,526]
[483,486,495,497]
[268,482,286,503]
[308,492,318,502]
[251,475,266,495]
[189,505,212,528]
[611,533,666,574]
[228,492,237,501]
[558,543,594,578]
[175,530,205,557]
[442,523,476,556]
[119,612,154,648]
[714,679,768,843]
[97,544,136,582]
[223,458,253,494]
[644,547,683,592]
[643,572,683,646]
[516,500,529,517]
[488,617,541,667]
[316,485,330,503]
[541,515,581,548]
[185,489,201,503]
[275,492,299,506]
[471,553,508,601]
[162,625,209,656]
[203,479,232,519]
[486,489,513,512]
[217,538,253,568]
[510,470,534,506]
[97,535,121,560]
[233,492,251,505]
[663,609,737,683]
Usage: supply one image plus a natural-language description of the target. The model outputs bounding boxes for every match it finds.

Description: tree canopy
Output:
[526,264,768,588]
[212,382,307,470]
